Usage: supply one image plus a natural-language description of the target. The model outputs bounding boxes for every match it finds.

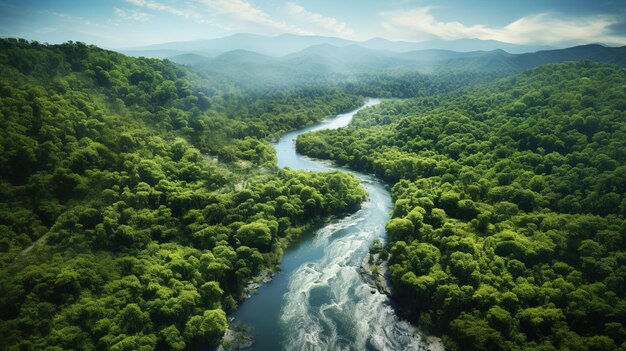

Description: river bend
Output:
[231,99,430,351]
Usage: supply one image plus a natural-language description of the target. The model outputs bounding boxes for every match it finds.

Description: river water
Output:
[230,99,431,350]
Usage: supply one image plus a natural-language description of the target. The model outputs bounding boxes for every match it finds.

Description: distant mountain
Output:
[281,44,410,72]
[511,44,626,69]
[397,49,489,62]
[359,37,424,53]
[438,44,626,72]
[360,37,553,54]
[186,42,626,90]
[119,49,219,59]
[416,38,553,54]
[167,53,213,65]
[119,49,190,59]
[118,33,558,59]
[193,44,421,84]
[212,49,275,65]
[123,33,354,58]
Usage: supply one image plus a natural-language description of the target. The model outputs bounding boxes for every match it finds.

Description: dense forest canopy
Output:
[0,39,367,351]
[2,36,625,351]
[297,61,626,350]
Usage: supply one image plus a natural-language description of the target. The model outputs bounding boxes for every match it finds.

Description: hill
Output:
[437,44,626,73]
[186,43,626,92]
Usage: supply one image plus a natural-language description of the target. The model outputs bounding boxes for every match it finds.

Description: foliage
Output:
[297,61,626,350]
[0,39,367,350]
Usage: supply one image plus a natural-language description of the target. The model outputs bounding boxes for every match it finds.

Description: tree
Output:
[159,325,185,351]
[184,309,227,348]
[119,303,151,334]
[235,221,273,251]
[199,281,223,309]
[386,218,414,242]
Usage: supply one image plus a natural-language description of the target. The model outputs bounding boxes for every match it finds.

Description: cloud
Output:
[199,0,310,35]
[114,8,151,22]
[285,3,355,39]
[125,0,310,35]
[124,0,205,21]
[381,7,626,46]
[51,11,96,26]
[501,13,624,45]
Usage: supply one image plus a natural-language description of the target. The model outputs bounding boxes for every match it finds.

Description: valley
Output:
[1,3,625,350]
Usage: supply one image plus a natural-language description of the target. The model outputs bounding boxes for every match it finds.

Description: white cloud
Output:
[124,0,205,21]
[285,3,355,39]
[199,0,310,35]
[500,13,624,45]
[51,11,96,26]
[125,0,310,35]
[381,8,626,46]
[114,7,151,22]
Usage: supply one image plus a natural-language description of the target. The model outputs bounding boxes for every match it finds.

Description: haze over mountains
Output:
[117,33,626,91]
[119,33,556,58]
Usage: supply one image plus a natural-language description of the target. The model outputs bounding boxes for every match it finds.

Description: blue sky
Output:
[1,0,625,48]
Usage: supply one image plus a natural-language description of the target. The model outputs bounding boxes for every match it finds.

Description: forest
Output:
[1,37,625,351]
[0,39,367,350]
[297,61,626,350]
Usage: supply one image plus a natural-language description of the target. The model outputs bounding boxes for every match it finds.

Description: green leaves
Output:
[0,39,370,351]
[184,310,227,348]
[297,61,626,350]
[235,222,273,252]
[385,218,415,243]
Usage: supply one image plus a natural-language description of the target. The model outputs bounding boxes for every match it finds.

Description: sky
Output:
[1,0,625,48]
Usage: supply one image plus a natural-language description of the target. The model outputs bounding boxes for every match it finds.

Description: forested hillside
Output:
[0,39,367,350]
[298,61,626,350]
[182,43,626,94]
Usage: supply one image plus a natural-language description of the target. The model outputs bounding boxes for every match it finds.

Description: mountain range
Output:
[119,33,556,58]
[170,43,626,88]
[117,34,626,91]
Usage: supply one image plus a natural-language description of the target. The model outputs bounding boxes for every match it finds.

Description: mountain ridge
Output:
[119,33,559,58]
[181,42,626,80]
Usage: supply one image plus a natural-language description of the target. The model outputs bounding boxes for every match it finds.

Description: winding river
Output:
[230,99,433,350]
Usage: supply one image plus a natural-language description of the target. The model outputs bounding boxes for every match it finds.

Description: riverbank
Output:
[218,217,344,350]
[359,252,393,297]
[219,270,274,350]
[359,250,445,351]
[221,99,441,350]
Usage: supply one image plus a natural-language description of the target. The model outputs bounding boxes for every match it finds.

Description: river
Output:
[229,99,435,351]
